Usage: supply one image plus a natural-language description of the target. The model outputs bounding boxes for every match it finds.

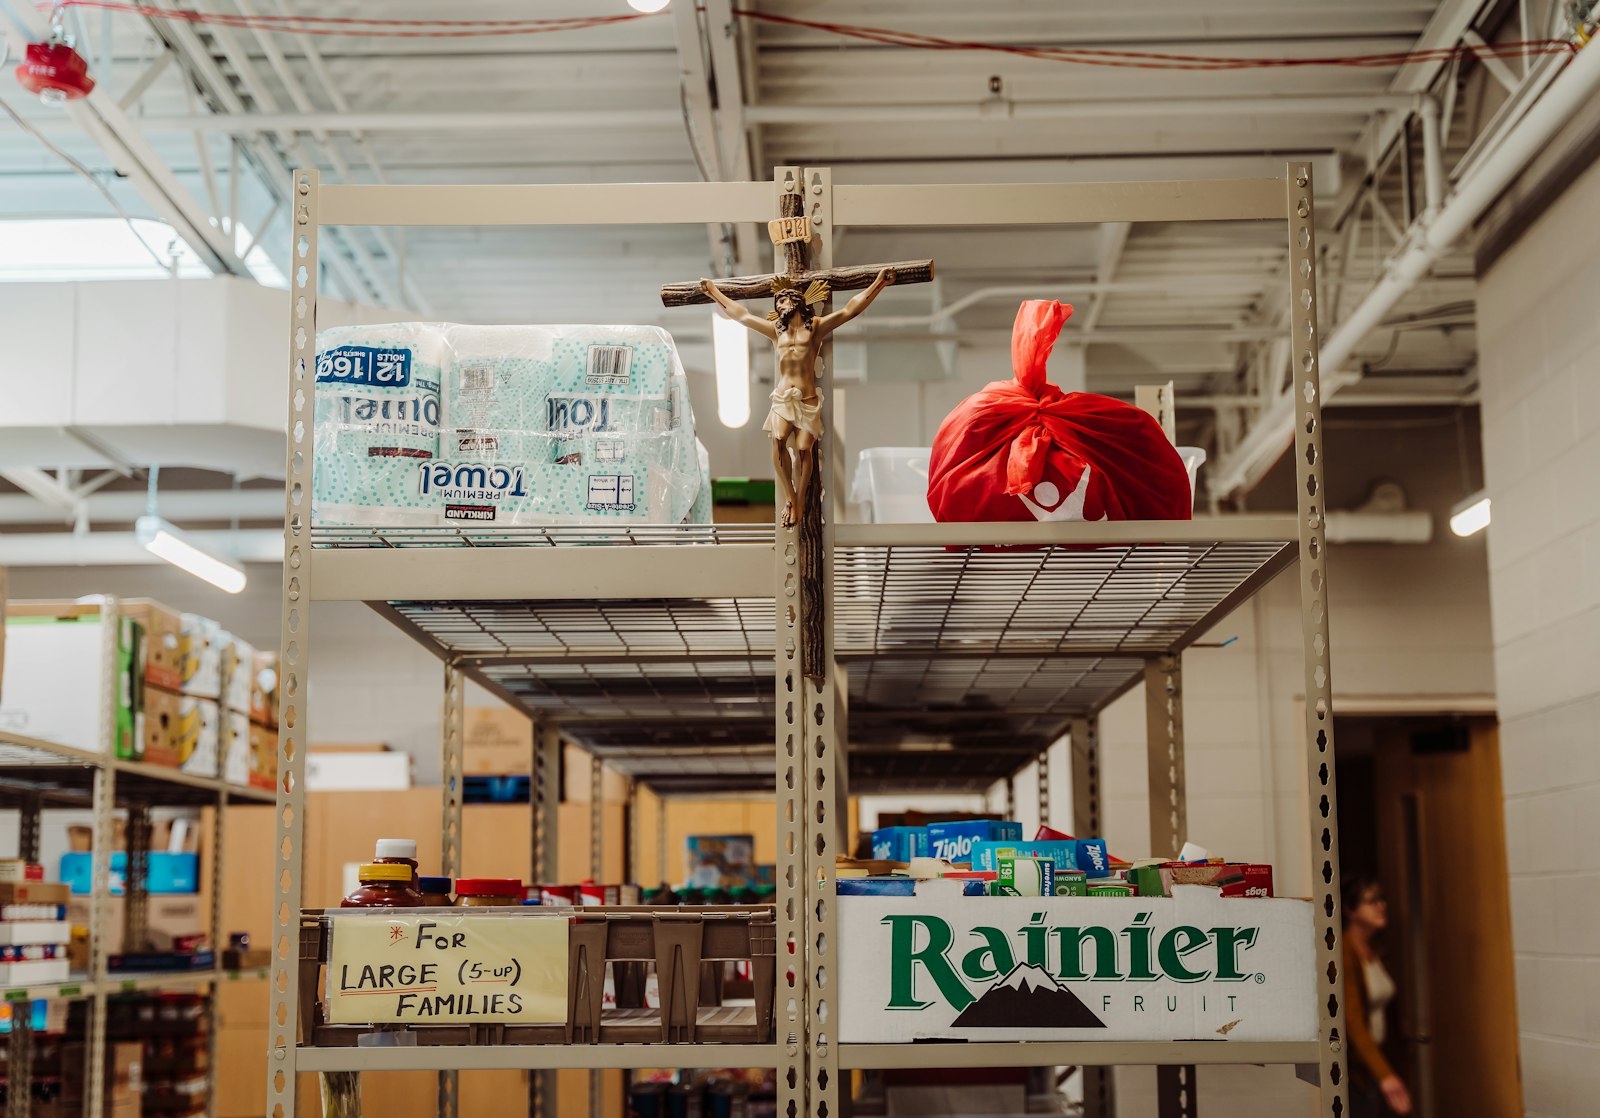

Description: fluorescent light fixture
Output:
[1449,492,1490,537]
[135,515,248,593]
[628,0,671,12]
[713,308,751,428]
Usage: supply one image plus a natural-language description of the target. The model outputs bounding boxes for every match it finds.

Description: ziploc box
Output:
[970,838,1113,879]
[925,820,1022,864]
[871,826,927,862]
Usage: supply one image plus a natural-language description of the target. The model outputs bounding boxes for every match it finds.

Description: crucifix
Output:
[661,188,934,679]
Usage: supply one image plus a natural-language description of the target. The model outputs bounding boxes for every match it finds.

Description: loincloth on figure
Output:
[763,386,823,440]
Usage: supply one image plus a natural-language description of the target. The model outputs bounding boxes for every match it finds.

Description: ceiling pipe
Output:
[0,488,284,526]
[745,93,1423,125]
[0,529,281,567]
[24,93,1420,136]
[1209,29,1600,498]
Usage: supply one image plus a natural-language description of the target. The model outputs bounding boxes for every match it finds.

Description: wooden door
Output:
[1373,718,1520,1118]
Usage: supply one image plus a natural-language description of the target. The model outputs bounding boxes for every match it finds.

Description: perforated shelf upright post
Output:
[274,164,1344,1118]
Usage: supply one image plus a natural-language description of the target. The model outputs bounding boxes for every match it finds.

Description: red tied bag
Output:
[927,300,1192,523]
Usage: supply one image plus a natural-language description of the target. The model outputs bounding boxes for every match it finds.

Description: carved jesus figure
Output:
[699,267,896,527]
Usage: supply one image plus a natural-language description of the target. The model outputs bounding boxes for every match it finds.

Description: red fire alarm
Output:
[15,41,95,105]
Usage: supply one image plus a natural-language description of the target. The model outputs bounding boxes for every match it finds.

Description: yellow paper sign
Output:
[326,914,568,1025]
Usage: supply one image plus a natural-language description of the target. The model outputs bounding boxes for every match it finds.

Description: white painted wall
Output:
[1475,152,1600,1118]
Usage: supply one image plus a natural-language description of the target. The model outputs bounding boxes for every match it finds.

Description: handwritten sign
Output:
[326,914,568,1024]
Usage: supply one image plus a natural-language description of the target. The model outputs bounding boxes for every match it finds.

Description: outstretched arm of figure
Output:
[700,279,778,340]
[816,267,896,336]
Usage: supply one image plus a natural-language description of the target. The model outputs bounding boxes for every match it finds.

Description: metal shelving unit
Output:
[274,164,1342,1118]
[0,613,275,1118]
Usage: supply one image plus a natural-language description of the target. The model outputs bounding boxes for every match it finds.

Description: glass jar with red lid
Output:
[454,878,521,907]
[341,863,423,908]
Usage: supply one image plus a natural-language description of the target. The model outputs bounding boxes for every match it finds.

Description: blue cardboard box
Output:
[870,826,927,862]
[925,820,1023,863]
[59,851,199,895]
[968,838,1113,878]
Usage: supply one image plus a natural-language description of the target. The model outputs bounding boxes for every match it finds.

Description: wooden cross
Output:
[661,190,934,681]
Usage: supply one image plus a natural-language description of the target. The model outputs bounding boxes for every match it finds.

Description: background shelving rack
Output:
[277,164,1343,1118]
[0,596,275,1118]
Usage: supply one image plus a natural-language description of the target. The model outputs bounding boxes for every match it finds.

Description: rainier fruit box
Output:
[838,889,1316,1043]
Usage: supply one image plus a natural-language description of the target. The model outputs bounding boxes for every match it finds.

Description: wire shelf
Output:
[312,524,772,548]
[367,531,1291,791]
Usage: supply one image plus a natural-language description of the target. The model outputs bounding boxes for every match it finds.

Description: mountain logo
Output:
[950,964,1107,1029]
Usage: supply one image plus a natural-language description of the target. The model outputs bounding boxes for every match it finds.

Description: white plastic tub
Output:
[1178,446,1207,509]
[852,447,935,523]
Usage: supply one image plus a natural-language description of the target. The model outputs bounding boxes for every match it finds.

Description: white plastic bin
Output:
[1177,446,1207,509]
[851,448,935,523]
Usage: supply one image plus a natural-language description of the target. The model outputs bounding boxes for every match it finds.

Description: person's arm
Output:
[700,279,777,340]
[816,267,895,335]
[1343,945,1395,1083]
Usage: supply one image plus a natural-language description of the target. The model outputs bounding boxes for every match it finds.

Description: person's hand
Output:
[1380,1075,1413,1115]
[878,267,897,286]
[699,278,718,296]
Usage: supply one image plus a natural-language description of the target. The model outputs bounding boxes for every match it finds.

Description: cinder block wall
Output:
[1477,153,1600,1117]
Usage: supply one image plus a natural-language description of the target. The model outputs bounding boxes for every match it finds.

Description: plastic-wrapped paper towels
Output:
[313,323,708,527]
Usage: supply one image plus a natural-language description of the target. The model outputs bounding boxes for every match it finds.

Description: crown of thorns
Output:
[767,277,830,319]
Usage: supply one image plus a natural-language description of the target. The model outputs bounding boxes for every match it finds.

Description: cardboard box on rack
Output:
[306,750,411,791]
[141,686,180,766]
[249,650,278,727]
[0,603,144,758]
[68,895,202,954]
[248,722,278,790]
[123,600,182,692]
[464,706,531,775]
[147,695,220,777]
[176,614,223,699]
[220,632,255,715]
[223,708,251,787]
[61,1040,142,1105]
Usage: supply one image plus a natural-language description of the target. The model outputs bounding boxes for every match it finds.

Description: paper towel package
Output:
[314,323,707,527]
[313,322,446,526]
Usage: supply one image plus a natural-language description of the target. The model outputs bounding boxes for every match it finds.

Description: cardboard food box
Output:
[248,722,279,790]
[925,820,1023,863]
[0,604,144,758]
[871,826,928,862]
[838,891,1316,1043]
[1132,862,1275,899]
[970,838,1112,879]
[223,708,252,787]
[123,600,183,692]
[220,633,256,715]
[0,881,69,905]
[175,695,220,777]
[142,686,180,766]
[249,650,278,727]
[68,895,202,955]
[463,706,532,775]
[176,614,223,699]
